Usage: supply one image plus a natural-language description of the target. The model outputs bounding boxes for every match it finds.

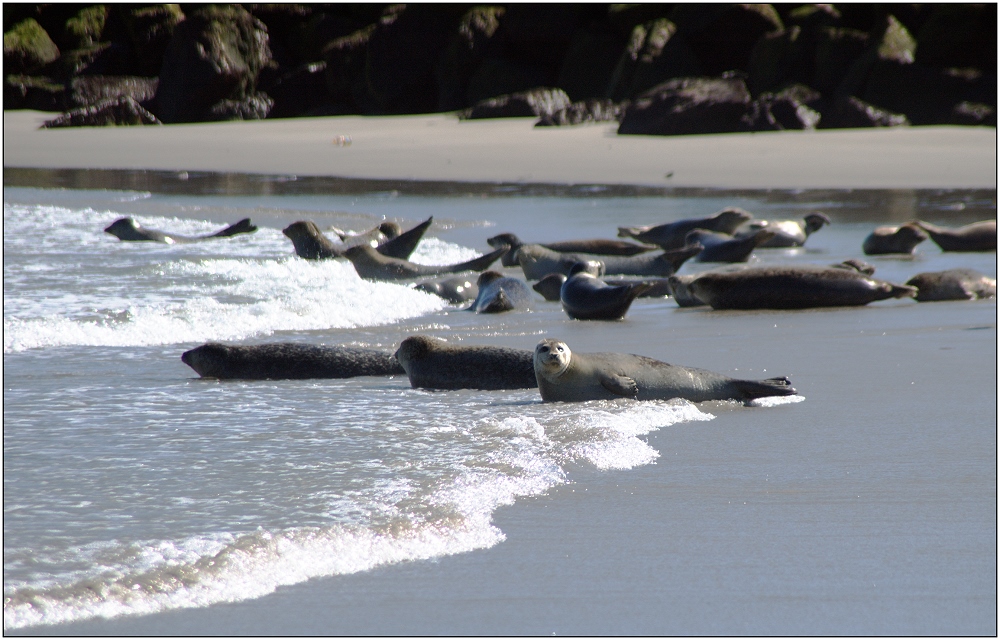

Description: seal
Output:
[468,271,532,313]
[535,273,671,301]
[343,243,507,282]
[516,243,701,280]
[394,335,537,390]
[733,212,831,248]
[911,220,997,252]
[686,265,916,310]
[181,342,404,379]
[905,269,997,302]
[617,207,754,250]
[559,262,655,320]
[686,228,776,262]
[533,338,797,403]
[488,233,656,266]
[414,276,478,303]
[105,217,257,243]
[862,224,928,255]
[282,216,432,261]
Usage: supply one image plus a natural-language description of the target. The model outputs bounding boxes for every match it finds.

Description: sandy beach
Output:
[4,113,997,636]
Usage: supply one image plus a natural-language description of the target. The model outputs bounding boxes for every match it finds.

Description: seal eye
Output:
[539,345,549,353]
[556,346,564,352]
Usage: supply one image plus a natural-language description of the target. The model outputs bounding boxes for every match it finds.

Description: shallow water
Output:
[3,184,996,633]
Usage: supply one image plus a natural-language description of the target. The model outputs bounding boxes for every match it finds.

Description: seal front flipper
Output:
[733,376,797,400]
[599,373,638,398]
[211,218,257,238]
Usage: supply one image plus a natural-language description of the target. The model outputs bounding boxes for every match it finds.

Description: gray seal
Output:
[533,338,796,403]
[468,271,532,313]
[517,243,700,280]
[862,224,928,255]
[912,220,997,252]
[686,265,916,310]
[282,217,432,261]
[394,335,537,390]
[181,342,404,379]
[487,233,656,266]
[617,207,754,250]
[414,276,478,303]
[905,269,997,302]
[733,212,830,248]
[559,262,654,320]
[105,217,257,243]
[535,273,671,301]
[343,243,506,282]
[686,228,776,262]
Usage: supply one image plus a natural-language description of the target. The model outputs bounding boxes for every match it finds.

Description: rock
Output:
[3,74,65,110]
[4,18,60,74]
[323,23,375,108]
[821,96,908,128]
[464,57,551,105]
[812,26,870,95]
[915,4,996,71]
[154,5,272,123]
[121,4,184,77]
[66,75,157,109]
[605,18,701,101]
[741,90,821,131]
[556,25,626,101]
[461,87,571,119]
[436,6,506,112]
[41,96,161,127]
[64,5,108,50]
[951,101,997,127]
[207,93,273,121]
[747,26,813,95]
[617,75,752,136]
[264,61,332,118]
[861,62,997,126]
[535,98,625,126]
[670,4,783,76]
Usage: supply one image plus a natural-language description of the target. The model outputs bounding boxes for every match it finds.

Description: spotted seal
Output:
[394,335,537,390]
[617,207,754,250]
[532,338,796,403]
[911,220,997,252]
[468,271,532,313]
[181,342,404,379]
[905,269,997,301]
[105,217,257,243]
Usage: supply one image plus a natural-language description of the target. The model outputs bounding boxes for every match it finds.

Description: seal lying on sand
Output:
[905,269,997,301]
[468,271,532,313]
[862,224,928,255]
[283,217,432,260]
[533,338,796,403]
[414,276,478,303]
[733,212,831,248]
[686,265,916,310]
[394,335,537,390]
[911,220,997,252]
[105,217,257,243]
[487,233,656,266]
[560,262,654,320]
[517,243,701,280]
[686,229,776,262]
[617,208,754,250]
[534,273,671,301]
[181,342,404,379]
[343,244,506,281]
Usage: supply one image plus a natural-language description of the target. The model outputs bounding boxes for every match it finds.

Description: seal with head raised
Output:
[343,243,507,282]
[686,265,916,310]
[105,217,257,243]
[862,223,928,255]
[734,212,831,248]
[283,217,432,261]
[468,271,532,313]
[533,338,796,403]
[911,220,997,252]
[905,268,997,301]
[181,342,404,379]
[686,228,776,262]
[394,335,537,390]
[559,262,654,320]
[617,207,754,250]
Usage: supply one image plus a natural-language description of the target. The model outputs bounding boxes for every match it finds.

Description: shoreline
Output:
[4,110,997,191]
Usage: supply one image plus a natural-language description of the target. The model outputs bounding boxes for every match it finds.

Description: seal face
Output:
[181,342,403,379]
[394,335,537,390]
[533,338,796,403]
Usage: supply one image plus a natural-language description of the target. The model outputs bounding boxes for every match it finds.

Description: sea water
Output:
[3,183,996,632]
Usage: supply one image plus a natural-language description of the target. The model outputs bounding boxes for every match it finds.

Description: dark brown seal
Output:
[862,224,928,255]
[559,262,654,320]
[533,338,796,403]
[282,217,432,261]
[181,342,404,379]
[105,217,257,243]
[911,220,997,252]
[686,229,776,262]
[617,207,754,250]
[394,335,537,390]
[905,269,997,301]
[343,244,506,282]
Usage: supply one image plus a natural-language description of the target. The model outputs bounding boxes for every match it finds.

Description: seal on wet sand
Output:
[468,271,532,313]
[686,265,916,310]
[911,220,997,252]
[517,243,700,280]
[105,217,257,243]
[394,335,537,390]
[862,224,928,255]
[414,276,478,303]
[283,217,432,261]
[734,212,831,248]
[617,207,754,250]
[181,342,404,379]
[905,269,997,301]
[559,262,654,320]
[686,228,776,262]
[343,243,506,281]
[488,233,656,266]
[532,338,796,403]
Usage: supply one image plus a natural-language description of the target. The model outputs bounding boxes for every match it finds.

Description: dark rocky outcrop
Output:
[535,98,624,127]
[4,18,60,74]
[42,96,161,127]
[461,87,571,120]
[618,75,752,135]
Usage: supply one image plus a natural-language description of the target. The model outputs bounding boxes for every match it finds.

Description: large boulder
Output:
[3,74,65,110]
[812,27,869,95]
[461,87,571,120]
[4,18,60,74]
[556,24,627,101]
[535,98,625,126]
[41,96,162,127]
[67,75,158,109]
[154,5,272,123]
[617,75,752,135]
[605,18,701,101]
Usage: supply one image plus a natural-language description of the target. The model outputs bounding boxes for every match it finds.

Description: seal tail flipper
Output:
[887,283,918,299]
[377,216,433,260]
[211,218,258,237]
[735,376,797,400]
[448,245,508,274]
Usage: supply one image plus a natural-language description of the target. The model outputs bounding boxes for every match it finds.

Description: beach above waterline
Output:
[4,112,997,636]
